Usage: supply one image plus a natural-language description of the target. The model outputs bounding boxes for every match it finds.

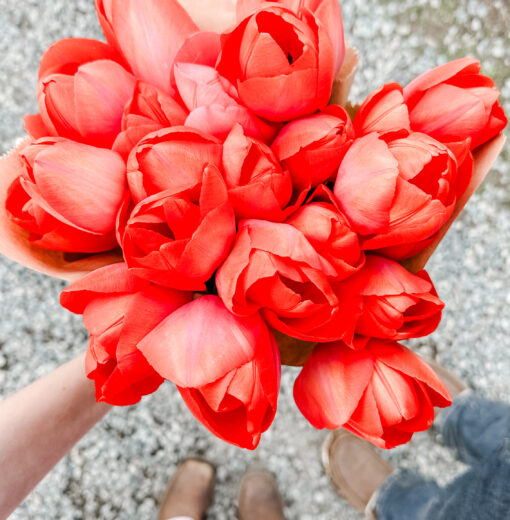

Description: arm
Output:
[0,353,111,518]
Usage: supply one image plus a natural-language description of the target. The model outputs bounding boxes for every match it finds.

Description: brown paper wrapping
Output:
[330,44,359,108]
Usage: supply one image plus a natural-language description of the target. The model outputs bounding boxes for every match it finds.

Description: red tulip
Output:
[25,39,136,148]
[272,105,354,194]
[6,138,126,253]
[335,255,444,343]
[334,132,460,259]
[60,263,192,405]
[174,64,278,142]
[216,219,344,342]
[404,58,507,151]
[217,5,335,122]
[95,0,199,93]
[121,165,236,290]
[294,338,451,448]
[113,81,187,160]
[286,188,364,281]
[126,127,223,204]
[353,83,411,141]
[236,0,345,75]
[138,295,281,449]
[222,125,292,221]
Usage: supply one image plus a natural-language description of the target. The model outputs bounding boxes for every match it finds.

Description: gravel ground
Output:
[0,0,509,519]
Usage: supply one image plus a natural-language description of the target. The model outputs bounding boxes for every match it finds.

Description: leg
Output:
[426,443,510,520]
[158,459,216,520]
[374,470,441,520]
[436,393,510,466]
[238,468,285,520]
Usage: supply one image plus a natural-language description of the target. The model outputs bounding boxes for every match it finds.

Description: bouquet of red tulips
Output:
[0,0,507,450]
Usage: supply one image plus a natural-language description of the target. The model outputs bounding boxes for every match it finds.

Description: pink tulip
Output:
[61,263,192,405]
[404,58,507,151]
[334,255,444,343]
[95,0,199,93]
[334,132,460,259]
[113,81,187,160]
[294,338,451,448]
[138,295,281,449]
[236,0,345,74]
[25,39,136,148]
[222,125,292,221]
[217,5,335,122]
[174,63,278,142]
[0,142,123,281]
[216,219,345,342]
[121,165,236,291]
[126,127,223,204]
[353,83,411,140]
[272,105,354,194]
[6,138,126,253]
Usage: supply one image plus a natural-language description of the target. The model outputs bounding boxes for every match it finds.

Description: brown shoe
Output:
[239,468,285,520]
[158,458,216,520]
[322,429,393,513]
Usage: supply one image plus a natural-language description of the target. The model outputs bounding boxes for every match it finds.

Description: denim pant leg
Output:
[426,439,510,520]
[437,393,510,465]
[376,445,510,520]
[375,469,441,520]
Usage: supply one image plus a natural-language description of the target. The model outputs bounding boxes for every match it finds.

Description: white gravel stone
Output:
[0,0,509,519]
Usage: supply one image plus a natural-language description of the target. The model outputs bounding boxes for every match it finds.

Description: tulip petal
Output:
[294,341,374,429]
[99,0,199,92]
[139,296,270,388]
[369,339,451,407]
[27,141,126,234]
[38,38,122,80]
[238,68,319,122]
[354,83,410,140]
[73,60,136,144]
[404,57,480,107]
[60,263,144,313]
[334,134,399,234]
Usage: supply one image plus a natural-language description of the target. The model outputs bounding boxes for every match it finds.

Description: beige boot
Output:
[158,458,216,520]
[239,468,285,520]
[322,430,393,514]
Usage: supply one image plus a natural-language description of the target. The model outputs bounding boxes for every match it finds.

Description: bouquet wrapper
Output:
[330,44,359,107]
[0,142,123,282]
[277,133,507,367]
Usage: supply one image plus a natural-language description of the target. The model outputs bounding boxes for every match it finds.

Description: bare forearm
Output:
[0,353,111,518]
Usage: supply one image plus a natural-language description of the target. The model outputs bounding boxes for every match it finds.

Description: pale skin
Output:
[0,354,111,519]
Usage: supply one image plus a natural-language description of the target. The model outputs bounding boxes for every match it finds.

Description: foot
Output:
[322,430,393,513]
[158,458,216,520]
[239,468,285,520]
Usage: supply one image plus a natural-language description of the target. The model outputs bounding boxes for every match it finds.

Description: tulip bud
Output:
[217,6,336,122]
[404,57,507,150]
[60,263,192,405]
[6,138,127,253]
[334,132,458,259]
[272,105,354,193]
[138,295,281,449]
[294,338,451,448]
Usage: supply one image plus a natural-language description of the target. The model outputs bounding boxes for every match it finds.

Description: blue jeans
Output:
[376,393,510,520]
